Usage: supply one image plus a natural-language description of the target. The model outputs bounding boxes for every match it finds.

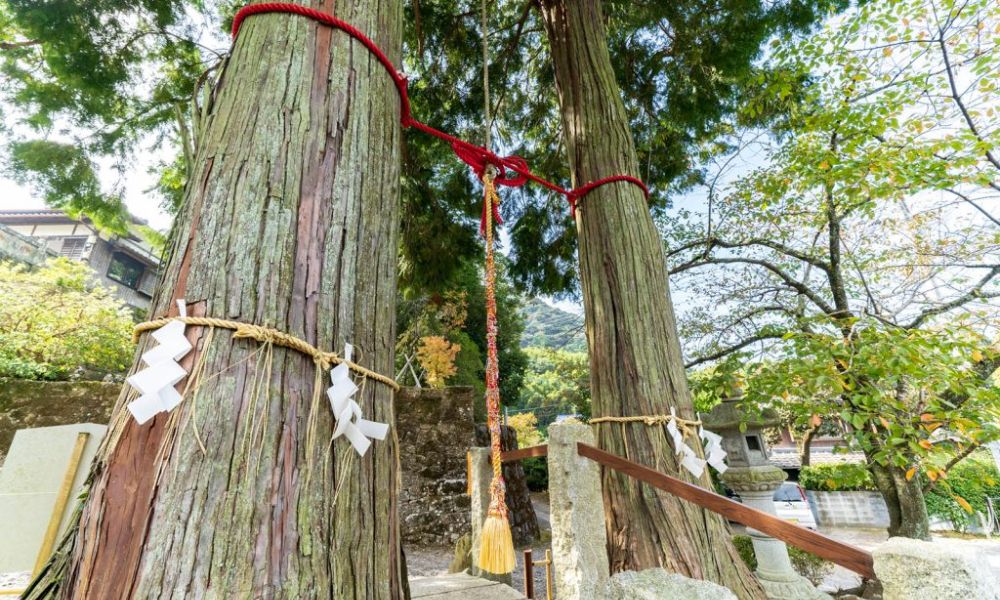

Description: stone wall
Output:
[0,380,119,464]
[396,386,475,546]
[805,490,890,528]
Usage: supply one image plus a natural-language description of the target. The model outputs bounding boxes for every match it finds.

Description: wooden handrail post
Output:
[523,549,535,598]
[575,442,875,579]
[543,549,553,600]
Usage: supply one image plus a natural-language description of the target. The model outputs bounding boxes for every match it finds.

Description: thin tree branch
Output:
[671,256,837,315]
[945,188,1000,227]
[685,331,788,368]
[906,266,1000,328]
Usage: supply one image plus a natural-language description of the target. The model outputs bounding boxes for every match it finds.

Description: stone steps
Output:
[409,573,526,599]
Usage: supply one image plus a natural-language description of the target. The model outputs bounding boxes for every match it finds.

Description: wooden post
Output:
[523,549,534,599]
[543,549,553,600]
[33,432,89,575]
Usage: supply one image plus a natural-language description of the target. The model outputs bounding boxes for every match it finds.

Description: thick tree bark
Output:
[25,0,405,597]
[538,1,765,598]
[869,457,931,540]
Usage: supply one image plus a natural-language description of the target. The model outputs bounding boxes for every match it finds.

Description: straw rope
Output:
[133,316,399,391]
[590,414,702,433]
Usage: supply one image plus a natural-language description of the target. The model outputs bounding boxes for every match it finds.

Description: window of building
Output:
[107,253,144,289]
[59,237,88,259]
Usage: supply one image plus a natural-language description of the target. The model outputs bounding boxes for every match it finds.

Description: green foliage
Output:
[925,453,1000,531]
[732,534,758,570]
[1,0,219,226]
[519,347,591,418]
[521,456,548,492]
[7,141,132,234]
[800,463,877,492]
[520,298,586,352]
[666,0,1000,534]
[732,534,834,586]
[745,326,1000,473]
[0,259,135,380]
[401,0,840,295]
[396,259,526,407]
[507,412,545,447]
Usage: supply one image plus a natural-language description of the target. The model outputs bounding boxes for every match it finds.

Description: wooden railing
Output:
[500,444,548,462]
[496,442,875,579]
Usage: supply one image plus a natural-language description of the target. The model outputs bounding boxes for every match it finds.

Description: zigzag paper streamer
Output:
[700,427,729,474]
[666,407,707,477]
[127,300,192,424]
[327,344,389,456]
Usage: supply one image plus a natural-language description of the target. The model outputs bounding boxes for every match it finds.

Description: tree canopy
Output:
[670,0,1000,537]
[2,0,843,293]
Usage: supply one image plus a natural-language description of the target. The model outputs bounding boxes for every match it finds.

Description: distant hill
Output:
[521,298,587,352]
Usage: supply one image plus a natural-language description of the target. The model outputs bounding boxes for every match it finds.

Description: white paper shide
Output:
[127,300,193,424]
[666,408,729,477]
[327,343,389,456]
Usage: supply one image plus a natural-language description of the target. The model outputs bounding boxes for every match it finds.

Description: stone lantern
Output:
[703,390,830,600]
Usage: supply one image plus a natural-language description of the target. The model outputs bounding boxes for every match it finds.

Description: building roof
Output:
[769,448,866,470]
[0,208,149,227]
[0,209,77,222]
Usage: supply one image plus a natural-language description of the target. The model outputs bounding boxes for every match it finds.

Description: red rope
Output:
[231,3,650,228]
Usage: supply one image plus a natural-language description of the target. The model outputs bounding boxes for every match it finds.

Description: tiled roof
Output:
[0,209,69,218]
[769,449,866,470]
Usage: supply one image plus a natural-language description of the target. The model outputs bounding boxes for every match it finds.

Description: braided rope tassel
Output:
[477,171,515,575]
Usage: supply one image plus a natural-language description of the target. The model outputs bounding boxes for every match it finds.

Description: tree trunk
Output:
[799,424,818,467]
[869,459,931,540]
[25,0,406,597]
[538,1,765,598]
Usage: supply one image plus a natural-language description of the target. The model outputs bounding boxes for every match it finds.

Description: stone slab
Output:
[872,536,1000,600]
[0,424,106,572]
[604,569,737,600]
[409,573,525,599]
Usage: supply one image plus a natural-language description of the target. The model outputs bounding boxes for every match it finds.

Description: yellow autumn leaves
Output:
[416,335,461,388]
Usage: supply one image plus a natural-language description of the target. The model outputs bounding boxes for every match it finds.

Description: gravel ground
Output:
[405,492,554,598]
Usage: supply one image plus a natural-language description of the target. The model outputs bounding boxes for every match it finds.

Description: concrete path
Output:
[410,573,526,599]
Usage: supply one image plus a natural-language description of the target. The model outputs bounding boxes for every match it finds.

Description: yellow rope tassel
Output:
[477,171,515,575]
[479,510,516,574]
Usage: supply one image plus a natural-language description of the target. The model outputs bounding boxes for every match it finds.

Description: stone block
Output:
[603,569,737,600]
[547,420,608,600]
[872,536,1000,600]
[0,423,106,572]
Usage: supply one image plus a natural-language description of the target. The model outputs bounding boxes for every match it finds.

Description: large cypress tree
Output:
[23,0,406,597]
[537,0,765,597]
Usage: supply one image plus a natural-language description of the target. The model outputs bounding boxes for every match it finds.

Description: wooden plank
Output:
[500,444,548,463]
[576,443,875,579]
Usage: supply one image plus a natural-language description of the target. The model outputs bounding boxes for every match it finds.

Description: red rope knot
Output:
[566,175,651,216]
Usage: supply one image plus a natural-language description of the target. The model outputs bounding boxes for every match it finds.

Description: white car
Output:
[772,481,818,530]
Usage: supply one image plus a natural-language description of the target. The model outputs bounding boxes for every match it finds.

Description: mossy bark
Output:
[869,459,931,540]
[24,0,405,597]
[537,1,765,598]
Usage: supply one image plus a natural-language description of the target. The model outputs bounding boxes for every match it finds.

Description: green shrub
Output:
[732,535,833,585]
[522,456,548,492]
[799,462,876,492]
[925,453,1000,531]
[732,534,757,570]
